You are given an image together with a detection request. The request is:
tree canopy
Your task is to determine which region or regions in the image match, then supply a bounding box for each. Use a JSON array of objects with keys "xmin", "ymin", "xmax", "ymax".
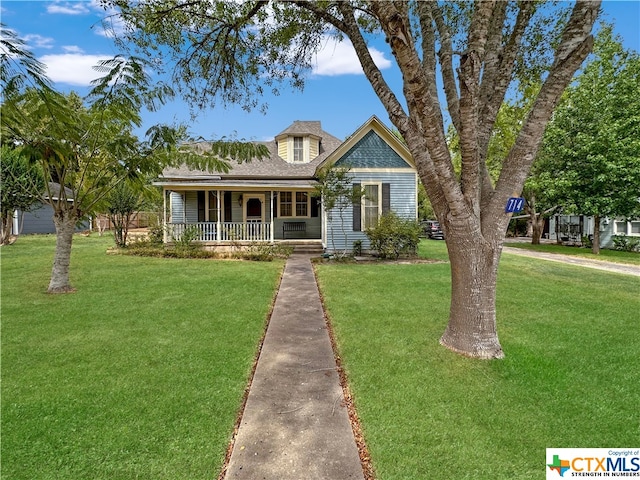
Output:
[
  {"xmin": 536, "ymin": 24, "xmax": 640, "ymax": 252},
  {"xmin": 104, "ymin": 0, "xmax": 601, "ymax": 358}
]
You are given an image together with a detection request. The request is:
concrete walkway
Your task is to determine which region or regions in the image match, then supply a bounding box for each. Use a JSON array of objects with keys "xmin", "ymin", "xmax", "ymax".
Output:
[{"xmin": 223, "ymin": 254, "xmax": 364, "ymax": 480}]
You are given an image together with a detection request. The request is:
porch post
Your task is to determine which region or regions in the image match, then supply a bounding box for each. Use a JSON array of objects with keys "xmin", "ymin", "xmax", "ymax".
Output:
[
  {"xmin": 216, "ymin": 190, "xmax": 222, "ymax": 241},
  {"xmin": 12, "ymin": 209, "xmax": 19, "ymax": 236},
  {"xmin": 270, "ymin": 190, "xmax": 274, "ymax": 243},
  {"xmin": 163, "ymin": 188, "xmax": 168, "ymax": 243}
]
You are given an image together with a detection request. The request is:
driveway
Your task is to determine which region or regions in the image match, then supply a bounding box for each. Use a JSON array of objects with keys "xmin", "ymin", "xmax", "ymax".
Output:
[{"xmin": 502, "ymin": 246, "xmax": 640, "ymax": 277}]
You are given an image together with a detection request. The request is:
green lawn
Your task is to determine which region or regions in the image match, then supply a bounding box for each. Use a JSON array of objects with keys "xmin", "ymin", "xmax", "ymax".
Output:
[
  {"xmin": 315, "ymin": 240, "xmax": 640, "ymax": 480},
  {"xmin": 4, "ymin": 236, "xmax": 638, "ymax": 479},
  {"xmin": 1, "ymin": 234, "xmax": 284, "ymax": 480},
  {"xmin": 505, "ymin": 241, "xmax": 640, "ymax": 265}
]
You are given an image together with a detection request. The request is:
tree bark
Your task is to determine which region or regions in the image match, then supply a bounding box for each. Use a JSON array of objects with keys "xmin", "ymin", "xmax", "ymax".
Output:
[
  {"xmin": 531, "ymin": 214, "xmax": 545, "ymax": 245},
  {"xmin": 592, "ymin": 215, "xmax": 601, "ymax": 254},
  {"xmin": 440, "ymin": 235, "xmax": 504, "ymax": 359},
  {"xmin": 525, "ymin": 195, "xmax": 546, "ymax": 245},
  {"xmin": 48, "ymin": 209, "xmax": 78, "ymax": 293},
  {"xmin": 1, "ymin": 215, "xmax": 14, "ymax": 245}
]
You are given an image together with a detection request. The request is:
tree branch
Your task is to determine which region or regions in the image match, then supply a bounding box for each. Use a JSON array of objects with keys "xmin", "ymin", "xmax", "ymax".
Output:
[
  {"xmin": 369, "ymin": 1, "xmax": 464, "ymax": 219},
  {"xmin": 478, "ymin": 1, "xmax": 535, "ymax": 159},
  {"xmin": 431, "ymin": 4, "xmax": 459, "ymax": 131},
  {"xmin": 417, "ymin": 2, "xmax": 439, "ymax": 105},
  {"xmin": 477, "ymin": 2, "xmax": 539, "ymax": 212},
  {"xmin": 490, "ymin": 0, "xmax": 601, "ymax": 233},
  {"xmin": 458, "ymin": 1, "xmax": 496, "ymax": 216}
]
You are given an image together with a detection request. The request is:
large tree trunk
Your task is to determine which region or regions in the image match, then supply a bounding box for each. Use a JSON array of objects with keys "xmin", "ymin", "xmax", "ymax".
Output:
[
  {"xmin": 48, "ymin": 209, "xmax": 78, "ymax": 293},
  {"xmin": 531, "ymin": 214, "xmax": 546, "ymax": 245},
  {"xmin": 439, "ymin": 231, "xmax": 505, "ymax": 359},
  {"xmin": 525, "ymin": 194, "xmax": 545, "ymax": 245},
  {"xmin": 592, "ymin": 214, "xmax": 601, "ymax": 254}
]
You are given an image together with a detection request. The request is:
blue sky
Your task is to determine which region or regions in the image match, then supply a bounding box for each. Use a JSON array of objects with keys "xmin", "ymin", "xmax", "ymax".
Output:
[{"xmin": 2, "ymin": 1, "xmax": 639, "ymax": 142}]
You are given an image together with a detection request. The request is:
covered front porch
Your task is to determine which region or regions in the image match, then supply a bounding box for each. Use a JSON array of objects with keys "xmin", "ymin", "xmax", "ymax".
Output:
[{"xmin": 161, "ymin": 186, "xmax": 322, "ymax": 244}]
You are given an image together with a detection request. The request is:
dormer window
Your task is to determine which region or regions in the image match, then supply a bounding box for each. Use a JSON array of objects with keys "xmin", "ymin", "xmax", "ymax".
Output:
[
  {"xmin": 275, "ymin": 121, "xmax": 323, "ymax": 164},
  {"xmin": 293, "ymin": 137, "xmax": 304, "ymax": 162}
]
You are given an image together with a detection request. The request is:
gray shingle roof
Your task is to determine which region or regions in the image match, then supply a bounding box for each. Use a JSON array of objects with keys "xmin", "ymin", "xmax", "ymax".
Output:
[
  {"xmin": 276, "ymin": 120, "xmax": 323, "ymax": 138},
  {"xmin": 161, "ymin": 121, "xmax": 343, "ymax": 181}
]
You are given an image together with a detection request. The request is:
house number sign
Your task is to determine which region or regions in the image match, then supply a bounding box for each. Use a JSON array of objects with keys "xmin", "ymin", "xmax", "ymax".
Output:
[{"xmin": 505, "ymin": 197, "xmax": 525, "ymax": 213}]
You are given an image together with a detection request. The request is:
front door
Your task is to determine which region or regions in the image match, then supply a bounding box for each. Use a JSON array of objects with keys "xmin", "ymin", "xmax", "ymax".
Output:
[
  {"xmin": 243, "ymin": 194, "xmax": 265, "ymax": 240},
  {"xmin": 244, "ymin": 195, "xmax": 264, "ymax": 222}
]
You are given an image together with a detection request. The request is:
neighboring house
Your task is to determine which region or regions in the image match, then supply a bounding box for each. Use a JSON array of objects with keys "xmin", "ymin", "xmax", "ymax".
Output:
[
  {"xmin": 155, "ymin": 116, "xmax": 418, "ymax": 253},
  {"xmin": 12, "ymin": 183, "xmax": 88, "ymax": 235},
  {"xmin": 548, "ymin": 214, "xmax": 640, "ymax": 248}
]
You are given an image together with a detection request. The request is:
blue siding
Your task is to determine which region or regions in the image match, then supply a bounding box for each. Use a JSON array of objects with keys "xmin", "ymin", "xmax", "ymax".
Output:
[
  {"xmin": 600, "ymin": 222, "xmax": 615, "ymax": 249},
  {"xmin": 170, "ymin": 192, "xmax": 185, "ymax": 223},
  {"xmin": 326, "ymin": 171, "xmax": 417, "ymax": 253},
  {"xmin": 17, "ymin": 204, "xmax": 56, "ymax": 234},
  {"xmin": 185, "ymin": 191, "xmax": 198, "ymax": 223},
  {"xmin": 16, "ymin": 203, "xmax": 88, "ymax": 234}
]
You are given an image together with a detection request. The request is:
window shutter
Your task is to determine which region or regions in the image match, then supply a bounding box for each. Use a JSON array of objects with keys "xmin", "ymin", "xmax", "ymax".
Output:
[
  {"xmin": 224, "ymin": 192, "xmax": 232, "ymax": 222},
  {"xmin": 273, "ymin": 194, "xmax": 278, "ymax": 218},
  {"xmin": 382, "ymin": 183, "xmax": 391, "ymax": 214},
  {"xmin": 311, "ymin": 196, "xmax": 319, "ymax": 218},
  {"xmin": 197, "ymin": 191, "xmax": 205, "ymax": 222},
  {"xmin": 352, "ymin": 183, "xmax": 361, "ymax": 231}
]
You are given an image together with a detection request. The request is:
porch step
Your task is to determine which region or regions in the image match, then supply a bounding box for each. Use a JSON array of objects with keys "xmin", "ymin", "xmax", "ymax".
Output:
[
  {"xmin": 294, "ymin": 245, "xmax": 324, "ymax": 255},
  {"xmin": 284, "ymin": 241, "xmax": 324, "ymax": 255}
]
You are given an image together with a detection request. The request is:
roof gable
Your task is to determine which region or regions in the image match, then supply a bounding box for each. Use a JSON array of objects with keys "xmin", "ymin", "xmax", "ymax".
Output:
[
  {"xmin": 334, "ymin": 130, "xmax": 411, "ymax": 169},
  {"xmin": 319, "ymin": 116, "xmax": 415, "ymax": 172}
]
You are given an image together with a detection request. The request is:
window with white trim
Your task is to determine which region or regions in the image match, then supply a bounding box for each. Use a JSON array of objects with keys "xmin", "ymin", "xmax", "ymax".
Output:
[
  {"xmin": 293, "ymin": 137, "xmax": 304, "ymax": 162},
  {"xmin": 280, "ymin": 192, "xmax": 292, "ymax": 217},
  {"xmin": 616, "ymin": 220, "xmax": 640, "ymax": 236},
  {"xmin": 279, "ymin": 191, "xmax": 310, "ymax": 218},
  {"xmin": 362, "ymin": 183, "xmax": 381, "ymax": 230},
  {"xmin": 296, "ymin": 192, "xmax": 308, "ymax": 217}
]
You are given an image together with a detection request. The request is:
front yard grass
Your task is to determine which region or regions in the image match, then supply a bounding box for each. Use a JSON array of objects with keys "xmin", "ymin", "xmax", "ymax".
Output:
[
  {"xmin": 316, "ymin": 239, "xmax": 640, "ymax": 480},
  {"xmin": 1, "ymin": 234, "xmax": 284, "ymax": 480}
]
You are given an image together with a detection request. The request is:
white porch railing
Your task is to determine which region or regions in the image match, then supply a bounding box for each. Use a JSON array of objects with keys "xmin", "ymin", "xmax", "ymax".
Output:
[{"xmin": 169, "ymin": 222, "xmax": 272, "ymax": 242}]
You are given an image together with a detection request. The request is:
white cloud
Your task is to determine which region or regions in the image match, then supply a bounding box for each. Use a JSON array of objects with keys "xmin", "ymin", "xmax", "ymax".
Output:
[
  {"xmin": 24, "ymin": 34, "xmax": 55, "ymax": 49},
  {"xmin": 312, "ymin": 37, "xmax": 392, "ymax": 76},
  {"xmin": 62, "ymin": 45, "xmax": 84, "ymax": 54},
  {"xmin": 39, "ymin": 53, "xmax": 108, "ymax": 86},
  {"xmin": 46, "ymin": 2, "xmax": 91, "ymax": 15}
]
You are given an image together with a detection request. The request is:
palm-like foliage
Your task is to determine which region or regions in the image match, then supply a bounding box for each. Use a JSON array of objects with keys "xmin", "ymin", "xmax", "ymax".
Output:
[
  {"xmin": 0, "ymin": 23, "xmax": 51, "ymax": 97},
  {"xmin": 1, "ymin": 25, "xmax": 269, "ymax": 292}
]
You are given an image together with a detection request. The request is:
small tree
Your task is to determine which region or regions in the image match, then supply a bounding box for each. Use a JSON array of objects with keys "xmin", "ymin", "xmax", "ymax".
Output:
[
  {"xmin": 105, "ymin": 180, "xmax": 143, "ymax": 247},
  {"xmin": 0, "ymin": 146, "xmax": 45, "ymax": 244},
  {"xmin": 314, "ymin": 165, "xmax": 363, "ymax": 257}
]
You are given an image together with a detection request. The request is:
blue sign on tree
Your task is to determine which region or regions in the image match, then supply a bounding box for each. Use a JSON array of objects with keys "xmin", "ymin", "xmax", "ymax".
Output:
[{"xmin": 505, "ymin": 197, "xmax": 525, "ymax": 213}]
